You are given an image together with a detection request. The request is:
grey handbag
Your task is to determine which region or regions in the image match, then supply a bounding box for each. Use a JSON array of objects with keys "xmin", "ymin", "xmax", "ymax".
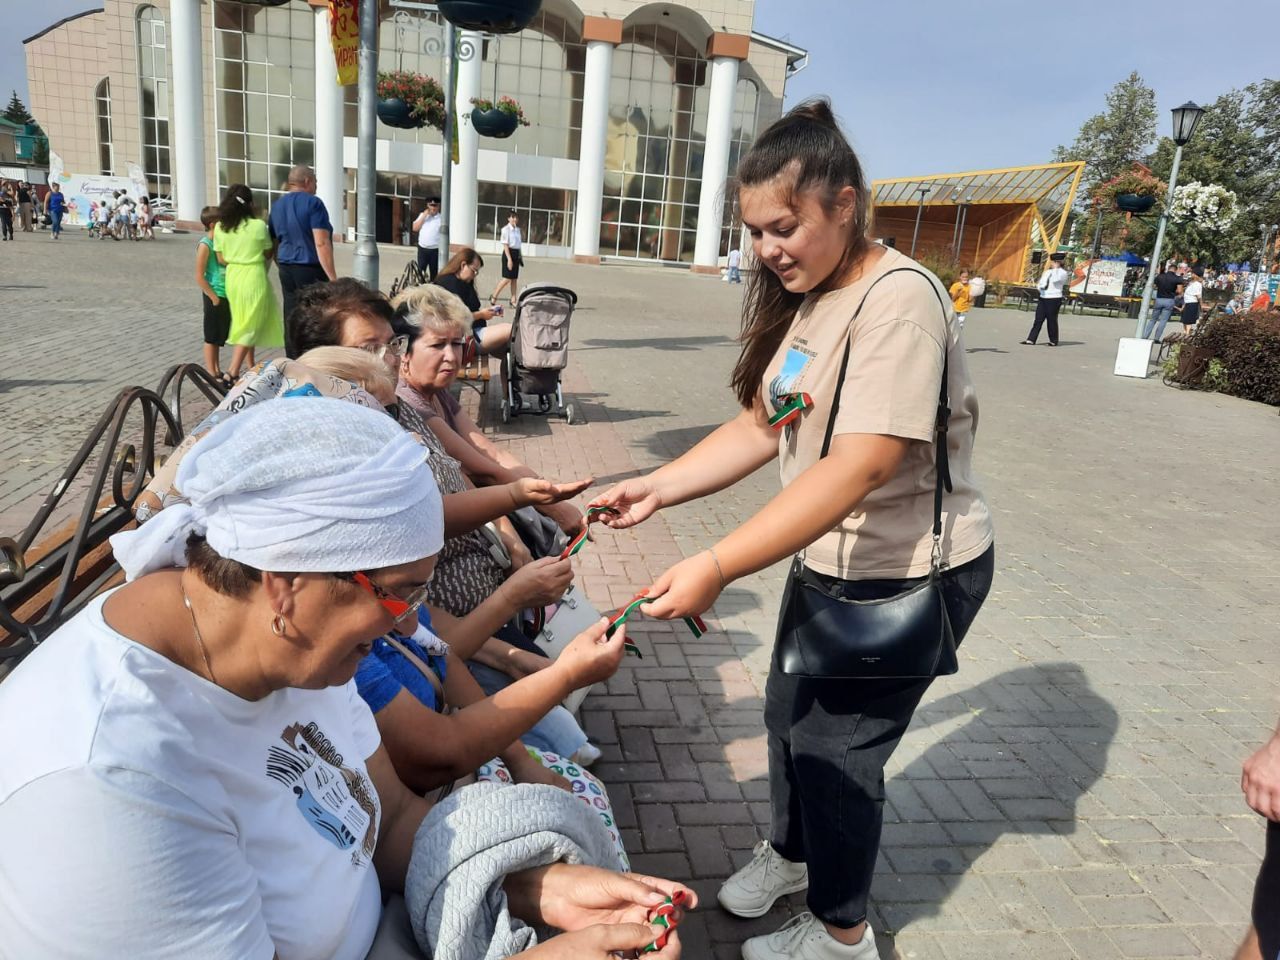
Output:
[{"xmin": 775, "ymin": 267, "xmax": 958, "ymax": 679}]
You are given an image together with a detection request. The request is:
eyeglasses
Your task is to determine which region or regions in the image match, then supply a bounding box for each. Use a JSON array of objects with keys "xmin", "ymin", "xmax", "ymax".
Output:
[
  {"xmin": 335, "ymin": 571, "xmax": 432, "ymax": 623},
  {"xmin": 360, "ymin": 335, "xmax": 409, "ymax": 361}
]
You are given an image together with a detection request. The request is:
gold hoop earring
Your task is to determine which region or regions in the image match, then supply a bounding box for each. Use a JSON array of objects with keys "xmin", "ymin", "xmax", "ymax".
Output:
[{"xmin": 271, "ymin": 614, "xmax": 287, "ymax": 637}]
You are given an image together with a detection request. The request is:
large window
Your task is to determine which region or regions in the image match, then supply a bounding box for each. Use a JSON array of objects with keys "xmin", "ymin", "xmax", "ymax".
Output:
[
  {"xmin": 136, "ymin": 6, "xmax": 171, "ymax": 197},
  {"xmin": 474, "ymin": 11, "xmax": 584, "ymax": 158},
  {"xmin": 95, "ymin": 78, "xmax": 114, "ymax": 176},
  {"xmin": 720, "ymin": 78, "xmax": 760, "ymax": 256},
  {"xmin": 213, "ymin": 0, "xmax": 317, "ymax": 207},
  {"xmin": 599, "ymin": 24, "xmax": 709, "ymax": 263},
  {"xmin": 477, "ymin": 183, "xmax": 575, "ymax": 248}
]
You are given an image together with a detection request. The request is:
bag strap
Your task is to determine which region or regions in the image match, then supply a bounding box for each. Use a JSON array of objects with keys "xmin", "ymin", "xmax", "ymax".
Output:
[
  {"xmin": 383, "ymin": 634, "xmax": 449, "ymax": 713},
  {"xmin": 816, "ymin": 266, "xmax": 953, "ymax": 571}
]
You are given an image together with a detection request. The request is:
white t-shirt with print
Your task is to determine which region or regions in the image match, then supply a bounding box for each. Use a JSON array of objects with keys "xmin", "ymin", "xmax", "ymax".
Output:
[
  {"xmin": 1184, "ymin": 280, "xmax": 1204, "ymax": 304},
  {"xmin": 0, "ymin": 591, "xmax": 384, "ymax": 960},
  {"xmin": 500, "ymin": 223, "xmax": 522, "ymax": 249}
]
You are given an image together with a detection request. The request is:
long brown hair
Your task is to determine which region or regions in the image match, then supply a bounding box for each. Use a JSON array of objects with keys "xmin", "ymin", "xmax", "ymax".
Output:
[
  {"xmin": 438, "ymin": 247, "xmax": 483, "ymax": 279},
  {"xmin": 729, "ymin": 99, "xmax": 872, "ymax": 409}
]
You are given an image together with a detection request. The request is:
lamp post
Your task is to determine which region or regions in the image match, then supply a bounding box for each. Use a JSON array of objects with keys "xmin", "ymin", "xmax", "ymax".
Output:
[
  {"xmin": 351, "ymin": 0, "xmax": 380, "ymax": 287},
  {"xmin": 909, "ymin": 186, "xmax": 930, "ymax": 257},
  {"xmin": 1082, "ymin": 199, "xmax": 1105, "ymax": 294},
  {"xmin": 954, "ymin": 193, "xmax": 974, "ymax": 263},
  {"xmin": 1133, "ymin": 101, "xmax": 1204, "ymax": 337}
]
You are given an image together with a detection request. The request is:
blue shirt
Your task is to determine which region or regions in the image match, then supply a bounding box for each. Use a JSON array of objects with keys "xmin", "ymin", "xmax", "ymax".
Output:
[
  {"xmin": 47, "ymin": 192, "xmax": 65, "ymax": 213},
  {"xmin": 354, "ymin": 608, "xmax": 448, "ymax": 714},
  {"xmin": 268, "ymin": 191, "xmax": 333, "ymax": 265}
]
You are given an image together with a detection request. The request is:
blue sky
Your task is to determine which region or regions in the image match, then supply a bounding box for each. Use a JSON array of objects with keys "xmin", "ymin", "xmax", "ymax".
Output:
[{"xmin": 5, "ymin": 0, "xmax": 1278, "ymax": 181}]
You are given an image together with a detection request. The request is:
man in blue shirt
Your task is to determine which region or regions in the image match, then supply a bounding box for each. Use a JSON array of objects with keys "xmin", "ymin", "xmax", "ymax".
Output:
[{"xmin": 268, "ymin": 165, "xmax": 337, "ymax": 322}]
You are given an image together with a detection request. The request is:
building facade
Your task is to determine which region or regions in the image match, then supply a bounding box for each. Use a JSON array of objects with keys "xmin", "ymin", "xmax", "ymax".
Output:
[{"xmin": 25, "ymin": 0, "xmax": 805, "ymax": 269}]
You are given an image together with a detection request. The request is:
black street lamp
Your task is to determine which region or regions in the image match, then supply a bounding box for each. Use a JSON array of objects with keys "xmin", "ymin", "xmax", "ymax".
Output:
[{"xmin": 909, "ymin": 186, "xmax": 930, "ymax": 257}]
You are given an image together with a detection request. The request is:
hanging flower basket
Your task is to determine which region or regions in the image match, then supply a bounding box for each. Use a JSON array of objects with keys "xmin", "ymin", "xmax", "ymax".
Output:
[
  {"xmin": 437, "ymin": 0, "xmax": 541, "ymax": 33},
  {"xmin": 469, "ymin": 96, "xmax": 529, "ymax": 138},
  {"xmin": 376, "ymin": 71, "xmax": 447, "ymax": 131},
  {"xmin": 377, "ymin": 97, "xmax": 421, "ymax": 130},
  {"xmin": 1116, "ymin": 193, "xmax": 1156, "ymax": 214}
]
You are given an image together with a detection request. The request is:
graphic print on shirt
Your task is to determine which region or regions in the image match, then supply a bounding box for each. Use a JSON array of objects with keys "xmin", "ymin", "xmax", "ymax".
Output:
[
  {"xmin": 266, "ymin": 721, "xmax": 380, "ymax": 867},
  {"xmin": 768, "ymin": 339, "xmax": 817, "ymax": 416}
]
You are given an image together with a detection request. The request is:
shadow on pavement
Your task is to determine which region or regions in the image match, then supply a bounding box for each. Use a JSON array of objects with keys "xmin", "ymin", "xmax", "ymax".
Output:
[
  {"xmin": 0, "ymin": 377, "xmax": 106, "ymax": 393},
  {"xmin": 577, "ymin": 335, "xmax": 735, "ymax": 352}
]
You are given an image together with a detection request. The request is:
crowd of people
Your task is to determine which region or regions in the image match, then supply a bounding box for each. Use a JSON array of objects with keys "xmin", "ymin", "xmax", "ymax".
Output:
[
  {"xmin": 2, "ymin": 101, "xmax": 1277, "ymax": 960},
  {"xmin": 0, "ymin": 178, "xmax": 165, "ymax": 242}
]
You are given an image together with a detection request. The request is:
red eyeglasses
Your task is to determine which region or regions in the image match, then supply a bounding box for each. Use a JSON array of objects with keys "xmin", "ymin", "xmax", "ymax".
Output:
[{"xmin": 335, "ymin": 572, "xmax": 431, "ymax": 622}]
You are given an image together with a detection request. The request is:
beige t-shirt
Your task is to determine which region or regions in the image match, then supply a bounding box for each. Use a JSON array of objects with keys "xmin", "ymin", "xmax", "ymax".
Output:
[{"xmin": 762, "ymin": 246, "xmax": 993, "ymax": 579}]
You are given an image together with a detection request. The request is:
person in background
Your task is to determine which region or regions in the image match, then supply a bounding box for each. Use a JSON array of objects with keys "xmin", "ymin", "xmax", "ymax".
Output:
[
  {"xmin": 1181, "ymin": 266, "xmax": 1205, "ymax": 332},
  {"xmin": 1249, "ymin": 288, "xmax": 1273, "ymax": 313},
  {"xmin": 138, "ymin": 195, "xmax": 154, "ymax": 240},
  {"xmin": 0, "ymin": 184, "xmax": 14, "ymax": 241},
  {"xmin": 268, "ymin": 165, "xmax": 337, "ymax": 323},
  {"xmin": 44, "ymin": 182, "xmax": 66, "ymax": 240},
  {"xmin": 433, "ymin": 248, "xmax": 512, "ymax": 356},
  {"xmin": 1142, "ymin": 263, "xmax": 1183, "ymax": 341},
  {"xmin": 727, "ymin": 246, "xmax": 743, "ymax": 283},
  {"xmin": 17, "ymin": 181, "xmax": 33, "ymax": 232},
  {"xmin": 1022, "ymin": 252, "xmax": 1069, "ymax": 345},
  {"xmin": 412, "ymin": 197, "xmax": 442, "ymax": 281},
  {"xmin": 489, "ymin": 212, "xmax": 524, "ymax": 307},
  {"xmin": 214, "ymin": 184, "xmax": 283, "ymax": 380},
  {"xmin": 1234, "ymin": 713, "xmax": 1280, "ymax": 960},
  {"xmin": 95, "ymin": 195, "xmax": 112, "ymax": 239},
  {"xmin": 949, "ymin": 268, "xmax": 972, "ymax": 329},
  {"xmin": 195, "ymin": 206, "xmax": 233, "ymax": 387}
]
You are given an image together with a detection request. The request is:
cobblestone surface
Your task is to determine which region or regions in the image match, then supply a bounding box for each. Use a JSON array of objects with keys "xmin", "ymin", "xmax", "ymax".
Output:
[{"xmin": 2, "ymin": 232, "xmax": 1279, "ymax": 958}]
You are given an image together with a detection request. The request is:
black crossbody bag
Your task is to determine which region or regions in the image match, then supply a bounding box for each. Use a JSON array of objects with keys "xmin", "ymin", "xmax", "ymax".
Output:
[{"xmin": 775, "ymin": 267, "xmax": 958, "ymax": 679}]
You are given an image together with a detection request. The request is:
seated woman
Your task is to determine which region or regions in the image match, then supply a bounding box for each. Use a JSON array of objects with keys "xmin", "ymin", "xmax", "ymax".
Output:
[
  {"xmin": 433, "ymin": 247, "xmax": 512, "ymax": 356},
  {"xmin": 284, "ymin": 283, "xmax": 598, "ymax": 762},
  {"xmin": 0, "ymin": 399, "xmax": 692, "ymax": 958}
]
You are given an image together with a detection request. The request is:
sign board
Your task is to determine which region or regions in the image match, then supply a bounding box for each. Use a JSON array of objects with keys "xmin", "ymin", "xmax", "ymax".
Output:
[
  {"xmin": 330, "ymin": 0, "xmax": 358, "ymax": 86},
  {"xmin": 45, "ymin": 172, "xmax": 150, "ymax": 228},
  {"xmin": 1070, "ymin": 258, "xmax": 1127, "ymax": 297}
]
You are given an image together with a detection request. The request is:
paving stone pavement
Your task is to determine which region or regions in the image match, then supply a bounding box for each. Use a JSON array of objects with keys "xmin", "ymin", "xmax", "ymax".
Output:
[{"xmin": 3, "ymin": 232, "xmax": 1279, "ymax": 959}]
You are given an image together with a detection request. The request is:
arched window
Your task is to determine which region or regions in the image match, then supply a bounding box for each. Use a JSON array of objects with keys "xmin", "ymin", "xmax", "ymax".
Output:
[
  {"xmin": 599, "ymin": 23, "xmax": 709, "ymax": 263},
  {"xmin": 95, "ymin": 78, "xmax": 114, "ymax": 176},
  {"xmin": 136, "ymin": 5, "xmax": 171, "ymax": 196}
]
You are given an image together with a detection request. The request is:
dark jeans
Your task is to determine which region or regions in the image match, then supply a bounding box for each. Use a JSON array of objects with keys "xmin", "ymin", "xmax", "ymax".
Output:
[
  {"xmin": 764, "ymin": 543, "xmax": 995, "ymax": 928},
  {"xmin": 1026, "ymin": 297, "xmax": 1063, "ymax": 344},
  {"xmin": 278, "ymin": 262, "xmax": 329, "ymax": 324},
  {"xmin": 417, "ymin": 246, "xmax": 439, "ymax": 281},
  {"xmin": 50, "ymin": 210, "xmax": 63, "ymax": 237},
  {"xmin": 1254, "ymin": 819, "xmax": 1280, "ymax": 960},
  {"xmin": 0, "ymin": 209, "xmax": 12, "ymax": 240}
]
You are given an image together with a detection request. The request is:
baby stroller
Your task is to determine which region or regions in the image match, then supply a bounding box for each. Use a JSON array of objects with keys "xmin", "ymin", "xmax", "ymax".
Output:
[{"xmin": 501, "ymin": 282, "xmax": 579, "ymax": 424}]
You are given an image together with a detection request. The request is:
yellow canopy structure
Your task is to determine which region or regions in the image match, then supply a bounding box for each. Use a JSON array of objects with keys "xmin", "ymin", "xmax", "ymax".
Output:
[{"xmin": 872, "ymin": 161, "xmax": 1085, "ymax": 283}]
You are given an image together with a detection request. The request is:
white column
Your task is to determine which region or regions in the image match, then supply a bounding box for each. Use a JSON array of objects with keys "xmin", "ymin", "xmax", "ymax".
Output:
[
  {"xmin": 168, "ymin": 0, "xmax": 205, "ymax": 221},
  {"xmin": 314, "ymin": 3, "xmax": 346, "ymax": 236},
  {"xmin": 450, "ymin": 30, "xmax": 483, "ymax": 248},
  {"xmin": 692, "ymin": 55, "xmax": 740, "ymax": 269},
  {"xmin": 572, "ymin": 38, "xmax": 614, "ymax": 260}
]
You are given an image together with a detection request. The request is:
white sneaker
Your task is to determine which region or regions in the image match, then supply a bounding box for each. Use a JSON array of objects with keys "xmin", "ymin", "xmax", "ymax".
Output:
[
  {"xmin": 742, "ymin": 912, "xmax": 878, "ymax": 960},
  {"xmin": 570, "ymin": 742, "xmax": 602, "ymax": 767},
  {"xmin": 717, "ymin": 841, "xmax": 808, "ymax": 918}
]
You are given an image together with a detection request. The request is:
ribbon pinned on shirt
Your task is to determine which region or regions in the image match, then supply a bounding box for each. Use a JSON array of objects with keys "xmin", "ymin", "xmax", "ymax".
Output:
[{"xmin": 768, "ymin": 392, "xmax": 813, "ymax": 430}]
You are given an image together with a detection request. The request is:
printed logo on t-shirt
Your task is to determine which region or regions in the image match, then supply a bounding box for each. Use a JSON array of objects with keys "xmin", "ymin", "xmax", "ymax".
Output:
[
  {"xmin": 266, "ymin": 722, "xmax": 380, "ymax": 867},
  {"xmin": 768, "ymin": 341, "xmax": 816, "ymax": 414}
]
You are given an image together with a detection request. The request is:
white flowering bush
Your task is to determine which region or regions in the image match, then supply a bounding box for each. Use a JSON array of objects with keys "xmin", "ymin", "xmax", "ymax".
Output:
[{"xmin": 1168, "ymin": 181, "xmax": 1238, "ymax": 231}]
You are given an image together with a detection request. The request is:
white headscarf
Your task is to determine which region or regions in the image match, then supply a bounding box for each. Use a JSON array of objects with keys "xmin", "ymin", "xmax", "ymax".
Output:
[{"xmin": 111, "ymin": 397, "xmax": 444, "ymax": 580}]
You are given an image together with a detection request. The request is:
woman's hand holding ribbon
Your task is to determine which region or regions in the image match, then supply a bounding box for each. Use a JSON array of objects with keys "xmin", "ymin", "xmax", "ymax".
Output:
[
  {"xmin": 640, "ymin": 551, "xmax": 724, "ymax": 622},
  {"xmin": 591, "ymin": 477, "xmax": 663, "ymax": 530}
]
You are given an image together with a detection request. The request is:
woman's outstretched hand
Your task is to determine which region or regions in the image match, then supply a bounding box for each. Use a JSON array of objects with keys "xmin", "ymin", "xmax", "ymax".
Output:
[
  {"xmin": 512, "ymin": 476, "xmax": 593, "ymax": 508},
  {"xmin": 641, "ymin": 552, "xmax": 723, "ymax": 621},
  {"xmin": 592, "ymin": 478, "xmax": 662, "ymax": 530}
]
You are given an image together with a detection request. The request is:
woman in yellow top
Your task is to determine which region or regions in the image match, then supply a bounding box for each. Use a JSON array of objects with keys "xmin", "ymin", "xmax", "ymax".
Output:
[
  {"xmin": 949, "ymin": 268, "xmax": 972, "ymax": 328},
  {"xmin": 214, "ymin": 184, "xmax": 284, "ymax": 379}
]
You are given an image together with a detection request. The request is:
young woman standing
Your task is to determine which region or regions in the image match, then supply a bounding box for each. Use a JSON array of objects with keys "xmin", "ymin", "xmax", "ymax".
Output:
[
  {"xmin": 214, "ymin": 184, "xmax": 284, "ymax": 379},
  {"xmin": 596, "ymin": 101, "xmax": 995, "ymax": 960}
]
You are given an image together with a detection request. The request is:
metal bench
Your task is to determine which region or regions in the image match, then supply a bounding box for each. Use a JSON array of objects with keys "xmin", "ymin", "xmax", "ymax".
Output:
[{"xmin": 0, "ymin": 365, "xmax": 225, "ymax": 671}]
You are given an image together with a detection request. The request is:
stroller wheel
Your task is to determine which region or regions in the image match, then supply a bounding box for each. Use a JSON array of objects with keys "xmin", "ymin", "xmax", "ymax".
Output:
[
  {"xmin": 564, "ymin": 403, "xmax": 574, "ymax": 425},
  {"xmin": 538, "ymin": 394, "xmax": 553, "ymax": 414},
  {"xmin": 500, "ymin": 399, "xmax": 510, "ymax": 423}
]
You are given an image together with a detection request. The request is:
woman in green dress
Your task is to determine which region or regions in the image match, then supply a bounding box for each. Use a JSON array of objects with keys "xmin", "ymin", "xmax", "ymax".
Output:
[{"xmin": 214, "ymin": 185, "xmax": 283, "ymax": 379}]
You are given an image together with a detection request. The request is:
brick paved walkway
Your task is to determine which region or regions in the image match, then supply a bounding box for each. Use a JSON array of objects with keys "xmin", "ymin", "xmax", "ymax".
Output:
[{"xmin": 3, "ymin": 232, "xmax": 1279, "ymax": 959}]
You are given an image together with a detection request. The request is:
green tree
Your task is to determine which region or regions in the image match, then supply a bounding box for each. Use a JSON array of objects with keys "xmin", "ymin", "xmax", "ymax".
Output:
[
  {"xmin": 3, "ymin": 90, "xmax": 33, "ymax": 124},
  {"xmin": 1055, "ymin": 71, "xmax": 1158, "ymax": 198}
]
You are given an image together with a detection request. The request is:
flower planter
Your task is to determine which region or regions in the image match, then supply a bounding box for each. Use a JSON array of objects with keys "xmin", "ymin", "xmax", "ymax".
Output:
[
  {"xmin": 377, "ymin": 98, "xmax": 424, "ymax": 130},
  {"xmin": 1116, "ymin": 193, "xmax": 1156, "ymax": 214},
  {"xmin": 436, "ymin": 0, "xmax": 541, "ymax": 33},
  {"xmin": 471, "ymin": 108, "xmax": 520, "ymax": 138}
]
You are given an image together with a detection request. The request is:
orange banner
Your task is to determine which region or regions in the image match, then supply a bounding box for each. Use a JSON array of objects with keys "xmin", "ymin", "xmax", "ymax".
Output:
[{"xmin": 329, "ymin": 0, "xmax": 358, "ymax": 86}]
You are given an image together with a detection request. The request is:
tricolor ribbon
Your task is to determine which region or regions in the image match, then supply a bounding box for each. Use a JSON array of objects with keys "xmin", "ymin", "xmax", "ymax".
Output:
[
  {"xmin": 768, "ymin": 392, "xmax": 813, "ymax": 430},
  {"xmin": 644, "ymin": 891, "xmax": 690, "ymax": 953},
  {"xmin": 606, "ymin": 593, "xmax": 708, "ymax": 658},
  {"xmin": 527, "ymin": 504, "xmax": 623, "ymax": 639}
]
